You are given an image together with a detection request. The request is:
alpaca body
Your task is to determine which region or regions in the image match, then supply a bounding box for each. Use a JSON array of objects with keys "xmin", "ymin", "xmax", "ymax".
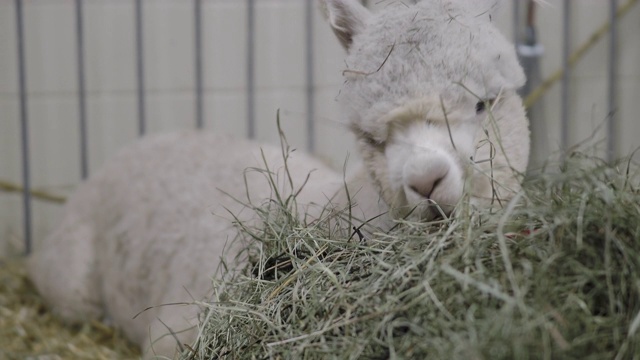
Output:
[{"xmin": 28, "ymin": 131, "xmax": 343, "ymax": 357}]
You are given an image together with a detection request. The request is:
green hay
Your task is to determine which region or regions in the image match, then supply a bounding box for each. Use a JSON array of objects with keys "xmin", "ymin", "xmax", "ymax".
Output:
[{"xmin": 181, "ymin": 150, "xmax": 640, "ymax": 360}]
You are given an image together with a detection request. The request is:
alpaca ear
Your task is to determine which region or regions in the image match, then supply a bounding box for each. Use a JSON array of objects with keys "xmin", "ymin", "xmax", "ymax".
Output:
[{"xmin": 319, "ymin": 0, "xmax": 371, "ymax": 51}]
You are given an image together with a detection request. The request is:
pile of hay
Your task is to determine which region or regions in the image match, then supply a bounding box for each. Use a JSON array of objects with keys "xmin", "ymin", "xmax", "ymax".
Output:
[
  {"xmin": 183, "ymin": 151, "xmax": 640, "ymax": 360},
  {"xmin": 0, "ymin": 258, "xmax": 139, "ymax": 360}
]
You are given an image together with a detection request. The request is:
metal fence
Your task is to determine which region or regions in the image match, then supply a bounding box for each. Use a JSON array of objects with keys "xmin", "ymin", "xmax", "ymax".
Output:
[
  {"xmin": 11, "ymin": 0, "xmax": 321, "ymax": 254},
  {"xmin": 4, "ymin": 0, "xmax": 636, "ymax": 254}
]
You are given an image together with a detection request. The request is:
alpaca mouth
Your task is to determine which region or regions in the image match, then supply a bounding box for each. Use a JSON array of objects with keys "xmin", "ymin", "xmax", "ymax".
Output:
[
  {"xmin": 391, "ymin": 190, "xmax": 455, "ymax": 222},
  {"xmin": 412, "ymin": 199, "xmax": 453, "ymax": 220},
  {"xmin": 400, "ymin": 183, "xmax": 457, "ymax": 217}
]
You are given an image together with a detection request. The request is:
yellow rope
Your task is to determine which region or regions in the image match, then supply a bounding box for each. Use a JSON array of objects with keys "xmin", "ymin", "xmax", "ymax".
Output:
[
  {"xmin": 524, "ymin": 0, "xmax": 638, "ymax": 108},
  {"xmin": 0, "ymin": 179, "xmax": 67, "ymax": 204}
]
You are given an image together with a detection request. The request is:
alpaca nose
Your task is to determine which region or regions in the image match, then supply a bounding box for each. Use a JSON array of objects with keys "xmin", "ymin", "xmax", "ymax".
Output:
[{"xmin": 405, "ymin": 156, "xmax": 450, "ymax": 199}]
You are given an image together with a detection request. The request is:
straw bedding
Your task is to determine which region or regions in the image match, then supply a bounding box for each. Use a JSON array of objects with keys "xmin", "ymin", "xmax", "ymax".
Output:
[{"xmin": 0, "ymin": 258, "xmax": 139, "ymax": 360}]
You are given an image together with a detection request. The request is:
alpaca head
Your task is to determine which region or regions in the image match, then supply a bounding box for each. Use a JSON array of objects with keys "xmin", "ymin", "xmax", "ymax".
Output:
[{"xmin": 322, "ymin": 0, "xmax": 529, "ymax": 220}]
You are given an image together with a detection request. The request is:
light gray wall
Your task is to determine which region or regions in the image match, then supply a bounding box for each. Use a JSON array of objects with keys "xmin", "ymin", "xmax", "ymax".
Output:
[{"xmin": 1, "ymin": 0, "xmax": 639, "ymax": 254}]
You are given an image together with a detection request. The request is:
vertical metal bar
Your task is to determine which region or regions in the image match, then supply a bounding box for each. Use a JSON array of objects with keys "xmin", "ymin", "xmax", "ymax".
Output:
[
  {"xmin": 305, "ymin": 1, "xmax": 315, "ymax": 153},
  {"xmin": 513, "ymin": 0, "xmax": 520, "ymax": 44},
  {"xmin": 607, "ymin": 0, "xmax": 618, "ymax": 162},
  {"xmin": 561, "ymin": 0, "xmax": 571, "ymax": 155},
  {"xmin": 75, "ymin": 0, "xmax": 89, "ymax": 178},
  {"xmin": 15, "ymin": 0, "xmax": 32, "ymax": 254},
  {"xmin": 135, "ymin": 0, "xmax": 146, "ymax": 136},
  {"xmin": 194, "ymin": 0, "xmax": 204, "ymax": 129},
  {"xmin": 246, "ymin": 0, "xmax": 255, "ymax": 139}
]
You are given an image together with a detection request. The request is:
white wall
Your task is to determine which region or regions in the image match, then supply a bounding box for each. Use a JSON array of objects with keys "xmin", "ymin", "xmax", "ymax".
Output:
[
  {"xmin": 528, "ymin": 0, "xmax": 640, "ymax": 165},
  {"xmin": 1, "ymin": 0, "xmax": 639, "ymax": 254}
]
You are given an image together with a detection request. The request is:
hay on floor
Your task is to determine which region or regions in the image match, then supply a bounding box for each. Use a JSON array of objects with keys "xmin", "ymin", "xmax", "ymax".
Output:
[
  {"xmin": 0, "ymin": 258, "xmax": 140, "ymax": 360},
  {"xmin": 182, "ymin": 151, "xmax": 640, "ymax": 360}
]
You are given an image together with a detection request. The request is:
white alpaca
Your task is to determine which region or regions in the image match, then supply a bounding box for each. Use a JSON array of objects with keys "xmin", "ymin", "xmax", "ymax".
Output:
[
  {"xmin": 29, "ymin": 133, "xmax": 341, "ymax": 359},
  {"xmin": 28, "ymin": 0, "xmax": 529, "ymax": 358},
  {"xmin": 325, "ymin": 0, "xmax": 530, "ymax": 225}
]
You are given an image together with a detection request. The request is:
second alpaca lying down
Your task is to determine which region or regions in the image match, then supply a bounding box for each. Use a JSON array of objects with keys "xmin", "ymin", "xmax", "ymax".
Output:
[
  {"xmin": 29, "ymin": 131, "xmax": 344, "ymax": 358},
  {"xmin": 28, "ymin": 0, "xmax": 530, "ymax": 358}
]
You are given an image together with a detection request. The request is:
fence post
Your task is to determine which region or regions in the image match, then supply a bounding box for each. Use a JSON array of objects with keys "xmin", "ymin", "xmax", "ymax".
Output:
[
  {"xmin": 305, "ymin": 1, "xmax": 315, "ymax": 153},
  {"xmin": 15, "ymin": 0, "xmax": 33, "ymax": 254},
  {"xmin": 75, "ymin": 0, "xmax": 89, "ymax": 178},
  {"xmin": 246, "ymin": 0, "xmax": 255, "ymax": 139},
  {"xmin": 607, "ymin": 0, "xmax": 619, "ymax": 162},
  {"xmin": 561, "ymin": 0, "xmax": 571, "ymax": 156},
  {"xmin": 194, "ymin": 0, "xmax": 204, "ymax": 129},
  {"xmin": 135, "ymin": 0, "xmax": 146, "ymax": 136}
]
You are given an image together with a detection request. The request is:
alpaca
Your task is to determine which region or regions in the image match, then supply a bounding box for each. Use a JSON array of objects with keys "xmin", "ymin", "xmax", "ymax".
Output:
[
  {"xmin": 323, "ymin": 0, "xmax": 530, "ymax": 225},
  {"xmin": 28, "ymin": 132, "xmax": 342, "ymax": 358},
  {"xmin": 28, "ymin": 0, "xmax": 529, "ymax": 358}
]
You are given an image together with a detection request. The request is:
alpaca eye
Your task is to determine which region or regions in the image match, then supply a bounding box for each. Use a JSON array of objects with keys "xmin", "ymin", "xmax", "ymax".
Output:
[
  {"xmin": 475, "ymin": 99, "xmax": 495, "ymax": 114},
  {"xmin": 360, "ymin": 132, "xmax": 384, "ymax": 147}
]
